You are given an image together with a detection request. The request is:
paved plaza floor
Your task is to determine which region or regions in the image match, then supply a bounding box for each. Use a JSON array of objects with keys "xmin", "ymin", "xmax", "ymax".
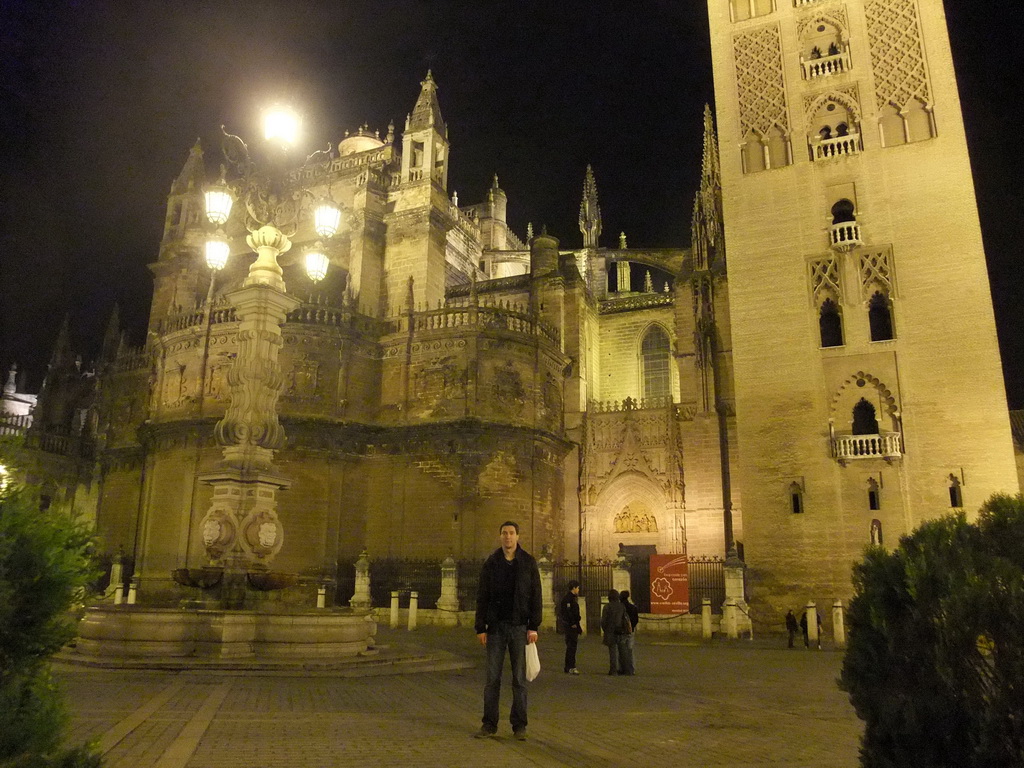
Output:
[{"xmin": 56, "ymin": 626, "xmax": 863, "ymax": 768}]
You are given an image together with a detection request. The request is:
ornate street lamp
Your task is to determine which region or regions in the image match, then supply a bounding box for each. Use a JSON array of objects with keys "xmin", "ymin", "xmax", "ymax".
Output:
[{"xmin": 193, "ymin": 109, "xmax": 343, "ymax": 603}]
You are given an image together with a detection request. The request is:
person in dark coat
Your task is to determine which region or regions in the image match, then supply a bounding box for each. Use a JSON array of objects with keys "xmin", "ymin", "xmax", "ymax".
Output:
[
  {"xmin": 559, "ymin": 580, "xmax": 582, "ymax": 674},
  {"xmin": 600, "ymin": 589, "xmax": 632, "ymax": 675},
  {"xmin": 785, "ymin": 610, "xmax": 799, "ymax": 648},
  {"xmin": 619, "ymin": 590, "xmax": 638, "ymax": 675},
  {"xmin": 474, "ymin": 521, "xmax": 542, "ymax": 740}
]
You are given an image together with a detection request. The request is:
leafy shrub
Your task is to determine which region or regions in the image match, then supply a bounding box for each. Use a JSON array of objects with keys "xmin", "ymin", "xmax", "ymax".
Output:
[
  {"xmin": 840, "ymin": 494, "xmax": 1024, "ymax": 767},
  {"xmin": 0, "ymin": 480, "xmax": 102, "ymax": 767}
]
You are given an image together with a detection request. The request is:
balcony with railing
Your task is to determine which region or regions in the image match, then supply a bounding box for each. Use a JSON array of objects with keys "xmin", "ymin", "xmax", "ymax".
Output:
[
  {"xmin": 832, "ymin": 432, "xmax": 902, "ymax": 461},
  {"xmin": 830, "ymin": 221, "xmax": 863, "ymax": 249},
  {"xmin": 812, "ymin": 132, "xmax": 861, "ymax": 161},
  {"xmin": 801, "ymin": 49, "xmax": 851, "ymax": 80}
]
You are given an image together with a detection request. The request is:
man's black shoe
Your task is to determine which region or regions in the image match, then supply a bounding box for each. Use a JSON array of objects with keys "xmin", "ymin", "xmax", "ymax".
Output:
[
  {"xmin": 474, "ymin": 727, "xmax": 497, "ymax": 739},
  {"xmin": 513, "ymin": 728, "xmax": 528, "ymax": 741}
]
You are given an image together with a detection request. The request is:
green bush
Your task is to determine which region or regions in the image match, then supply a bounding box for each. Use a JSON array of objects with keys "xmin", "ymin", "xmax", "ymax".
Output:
[
  {"xmin": 840, "ymin": 493, "xmax": 1024, "ymax": 767},
  {"xmin": 0, "ymin": 478, "xmax": 102, "ymax": 767}
]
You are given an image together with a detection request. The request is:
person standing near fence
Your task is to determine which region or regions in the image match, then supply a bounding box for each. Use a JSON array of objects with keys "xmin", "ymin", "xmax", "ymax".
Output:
[
  {"xmin": 619, "ymin": 590, "xmax": 638, "ymax": 675},
  {"xmin": 600, "ymin": 589, "xmax": 632, "ymax": 676},
  {"xmin": 474, "ymin": 521, "xmax": 542, "ymax": 740},
  {"xmin": 559, "ymin": 580, "xmax": 582, "ymax": 674}
]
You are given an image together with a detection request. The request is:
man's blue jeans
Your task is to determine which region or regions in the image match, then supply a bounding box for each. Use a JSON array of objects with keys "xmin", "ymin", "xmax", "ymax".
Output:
[{"xmin": 483, "ymin": 622, "xmax": 528, "ymax": 731}]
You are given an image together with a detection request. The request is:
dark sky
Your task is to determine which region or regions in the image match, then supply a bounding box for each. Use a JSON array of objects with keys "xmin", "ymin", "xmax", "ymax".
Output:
[{"xmin": 1, "ymin": 1, "xmax": 1022, "ymax": 406}]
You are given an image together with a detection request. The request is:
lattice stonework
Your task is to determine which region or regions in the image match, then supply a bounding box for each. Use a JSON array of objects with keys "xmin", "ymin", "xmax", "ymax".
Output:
[
  {"xmin": 809, "ymin": 256, "xmax": 842, "ymax": 303},
  {"xmin": 803, "ymin": 84, "xmax": 862, "ymax": 124},
  {"xmin": 859, "ymin": 249, "xmax": 894, "ymax": 298},
  {"xmin": 733, "ymin": 24, "xmax": 790, "ymax": 137},
  {"xmin": 796, "ymin": 3, "xmax": 849, "ymax": 40},
  {"xmin": 865, "ymin": 0, "xmax": 932, "ymax": 110}
]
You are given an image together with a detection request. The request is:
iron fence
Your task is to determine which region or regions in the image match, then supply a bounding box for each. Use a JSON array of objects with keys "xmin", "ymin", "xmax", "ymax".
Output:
[{"xmin": 368, "ymin": 558, "xmax": 443, "ymax": 608}]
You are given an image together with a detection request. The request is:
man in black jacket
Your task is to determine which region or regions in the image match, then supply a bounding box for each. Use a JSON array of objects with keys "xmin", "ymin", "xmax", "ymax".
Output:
[
  {"xmin": 474, "ymin": 521, "xmax": 542, "ymax": 740},
  {"xmin": 559, "ymin": 580, "xmax": 582, "ymax": 674}
]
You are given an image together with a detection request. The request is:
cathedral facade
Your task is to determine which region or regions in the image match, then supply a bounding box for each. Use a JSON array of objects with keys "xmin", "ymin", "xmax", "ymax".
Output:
[{"xmin": 14, "ymin": 0, "xmax": 1016, "ymax": 617}]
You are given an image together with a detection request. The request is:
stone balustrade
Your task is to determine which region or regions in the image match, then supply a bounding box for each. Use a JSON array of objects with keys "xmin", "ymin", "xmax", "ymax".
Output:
[
  {"xmin": 813, "ymin": 132, "xmax": 861, "ymax": 161},
  {"xmin": 0, "ymin": 412, "xmax": 32, "ymax": 436},
  {"xmin": 386, "ymin": 304, "xmax": 559, "ymax": 345},
  {"xmin": 831, "ymin": 432, "xmax": 903, "ymax": 460},
  {"xmin": 600, "ymin": 293, "xmax": 674, "ymax": 314},
  {"xmin": 830, "ymin": 221, "xmax": 863, "ymax": 249},
  {"xmin": 589, "ymin": 395, "xmax": 673, "ymax": 413},
  {"xmin": 802, "ymin": 49, "xmax": 851, "ymax": 79}
]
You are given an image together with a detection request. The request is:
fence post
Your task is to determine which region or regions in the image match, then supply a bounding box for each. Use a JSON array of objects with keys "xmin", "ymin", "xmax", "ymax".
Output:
[
  {"xmin": 351, "ymin": 550, "xmax": 371, "ymax": 610},
  {"xmin": 701, "ymin": 597, "xmax": 712, "ymax": 640},
  {"xmin": 578, "ymin": 595, "xmax": 588, "ymax": 636},
  {"xmin": 390, "ymin": 591, "xmax": 400, "ymax": 629},
  {"xmin": 832, "ymin": 599, "xmax": 846, "ymax": 648},
  {"xmin": 436, "ymin": 555, "xmax": 459, "ymax": 626},
  {"xmin": 408, "ymin": 591, "xmax": 419, "ymax": 631},
  {"xmin": 724, "ymin": 597, "xmax": 738, "ymax": 639},
  {"xmin": 538, "ymin": 550, "xmax": 555, "ymax": 631},
  {"xmin": 805, "ymin": 601, "xmax": 820, "ymax": 649},
  {"xmin": 108, "ymin": 552, "xmax": 123, "ymax": 601},
  {"xmin": 316, "ymin": 584, "xmax": 326, "ymax": 609}
]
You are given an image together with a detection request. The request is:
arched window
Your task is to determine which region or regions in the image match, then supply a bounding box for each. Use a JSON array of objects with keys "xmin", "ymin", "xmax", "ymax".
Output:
[
  {"xmin": 867, "ymin": 478, "xmax": 880, "ymax": 510},
  {"xmin": 819, "ymin": 298, "xmax": 843, "ymax": 347},
  {"xmin": 868, "ymin": 291, "xmax": 894, "ymax": 341},
  {"xmin": 790, "ymin": 482, "xmax": 804, "ymax": 514},
  {"xmin": 831, "ymin": 199, "xmax": 856, "ymax": 224},
  {"xmin": 742, "ymin": 136, "xmax": 766, "ymax": 174},
  {"xmin": 852, "ymin": 398, "xmax": 879, "ymax": 435},
  {"xmin": 949, "ymin": 476, "xmax": 963, "ymax": 508},
  {"xmin": 641, "ymin": 326, "xmax": 671, "ymax": 401}
]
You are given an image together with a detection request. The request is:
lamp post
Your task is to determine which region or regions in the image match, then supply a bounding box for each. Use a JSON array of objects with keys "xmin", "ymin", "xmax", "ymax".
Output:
[{"xmin": 194, "ymin": 108, "xmax": 342, "ymax": 606}]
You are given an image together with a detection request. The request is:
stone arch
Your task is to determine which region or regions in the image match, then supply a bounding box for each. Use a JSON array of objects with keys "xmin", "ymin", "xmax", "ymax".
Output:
[
  {"xmin": 830, "ymin": 371, "xmax": 900, "ymax": 432},
  {"xmin": 590, "ymin": 471, "xmax": 667, "ymax": 560},
  {"xmin": 806, "ymin": 90, "xmax": 862, "ymax": 127}
]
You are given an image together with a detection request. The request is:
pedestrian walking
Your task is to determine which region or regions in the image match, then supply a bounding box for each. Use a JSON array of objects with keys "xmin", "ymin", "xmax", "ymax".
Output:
[
  {"xmin": 785, "ymin": 610, "xmax": 799, "ymax": 649},
  {"xmin": 474, "ymin": 521, "xmax": 542, "ymax": 740},
  {"xmin": 619, "ymin": 590, "xmax": 638, "ymax": 675},
  {"xmin": 559, "ymin": 580, "xmax": 582, "ymax": 674},
  {"xmin": 600, "ymin": 589, "xmax": 633, "ymax": 675}
]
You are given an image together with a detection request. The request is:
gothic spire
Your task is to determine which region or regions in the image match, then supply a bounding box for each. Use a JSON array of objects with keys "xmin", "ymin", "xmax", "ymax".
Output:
[
  {"xmin": 578, "ymin": 164, "xmax": 602, "ymax": 249},
  {"xmin": 48, "ymin": 315, "xmax": 73, "ymax": 371},
  {"xmin": 171, "ymin": 139, "xmax": 205, "ymax": 194},
  {"xmin": 407, "ymin": 70, "xmax": 447, "ymax": 137},
  {"xmin": 101, "ymin": 303, "xmax": 122, "ymax": 364},
  {"xmin": 691, "ymin": 105, "xmax": 725, "ymax": 271}
]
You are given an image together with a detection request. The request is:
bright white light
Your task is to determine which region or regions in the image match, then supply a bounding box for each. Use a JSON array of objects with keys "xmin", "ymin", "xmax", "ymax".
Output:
[
  {"xmin": 204, "ymin": 185, "xmax": 234, "ymax": 225},
  {"xmin": 0, "ymin": 463, "xmax": 8, "ymax": 493},
  {"xmin": 314, "ymin": 201, "xmax": 341, "ymax": 238},
  {"xmin": 305, "ymin": 250, "xmax": 329, "ymax": 283},
  {"xmin": 205, "ymin": 235, "xmax": 230, "ymax": 271},
  {"xmin": 264, "ymin": 106, "xmax": 301, "ymax": 147}
]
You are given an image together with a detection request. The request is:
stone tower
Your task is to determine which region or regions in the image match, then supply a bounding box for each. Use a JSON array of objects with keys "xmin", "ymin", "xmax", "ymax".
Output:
[
  {"xmin": 385, "ymin": 70, "xmax": 451, "ymax": 313},
  {"xmin": 706, "ymin": 0, "xmax": 1018, "ymax": 610}
]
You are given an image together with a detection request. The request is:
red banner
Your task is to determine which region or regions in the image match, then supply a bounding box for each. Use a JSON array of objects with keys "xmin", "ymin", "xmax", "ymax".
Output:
[{"xmin": 649, "ymin": 554, "xmax": 689, "ymax": 614}]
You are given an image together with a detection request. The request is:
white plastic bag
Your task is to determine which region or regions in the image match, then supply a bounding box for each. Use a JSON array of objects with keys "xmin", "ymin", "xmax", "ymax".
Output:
[{"xmin": 525, "ymin": 641, "xmax": 541, "ymax": 681}]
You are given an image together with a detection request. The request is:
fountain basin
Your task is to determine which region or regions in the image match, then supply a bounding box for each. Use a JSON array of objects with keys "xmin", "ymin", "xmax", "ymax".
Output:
[{"xmin": 76, "ymin": 606, "xmax": 376, "ymax": 659}]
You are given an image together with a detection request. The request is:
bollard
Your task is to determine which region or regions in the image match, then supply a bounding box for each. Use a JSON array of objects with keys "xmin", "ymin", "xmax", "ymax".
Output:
[
  {"xmin": 126, "ymin": 578, "xmax": 137, "ymax": 605},
  {"xmin": 390, "ymin": 591, "xmax": 400, "ymax": 629},
  {"xmin": 701, "ymin": 597, "xmax": 712, "ymax": 640},
  {"xmin": 317, "ymin": 584, "xmax": 326, "ymax": 609},
  {"xmin": 408, "ymin": 591, "xmax": 419, "ymax": 630},
  {"xmin": 724, "ymin": 597, "xmax": 738, "ymax": 639},
  {"xmin": 806, "ymin": 601, "xmax": 819, "ymax": 649},
  {"xmin": 832, "ymin": 599, "xmax": 846, "ymax": 649},
  {"xmin": 113, "ymin": 583, "xmax": 124, "ymax": 605}
]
